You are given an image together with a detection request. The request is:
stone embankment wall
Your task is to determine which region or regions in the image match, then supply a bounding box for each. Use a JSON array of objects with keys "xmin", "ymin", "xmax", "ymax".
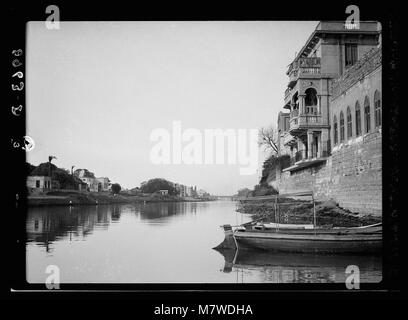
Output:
[{"xmin": 271, "ymin": 128, "xmax": 381, "ymax": 216}]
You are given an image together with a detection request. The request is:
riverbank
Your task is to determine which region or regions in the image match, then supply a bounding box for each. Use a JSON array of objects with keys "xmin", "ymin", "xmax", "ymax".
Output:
[
  {"xmin": 236, "ymin": 198, "xmax": 381, "ymax": 227},
  {"xmin": 27, "ymin": 191, "xmax": 214, "ymax": 207}
]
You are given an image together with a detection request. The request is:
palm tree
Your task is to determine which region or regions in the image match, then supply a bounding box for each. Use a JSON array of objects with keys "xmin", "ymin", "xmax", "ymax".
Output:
[{"xmin": 48, "ymin": 156, "xmax": 57, "ymax": 188}]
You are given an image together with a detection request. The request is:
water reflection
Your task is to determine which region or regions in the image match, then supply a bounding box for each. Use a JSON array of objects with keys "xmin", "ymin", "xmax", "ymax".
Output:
[
  {"xmin": 26, "ymin": 201, "xmax": 382, "ymax": 283},
  {"xmin": 214, "ymin": 248, "xmax": 382, "ymax": 283},
  {"xmin": 139, "ymin": 202, "xmax": 199, "ymax": 220},
  {"xmin": 27, "ymin": 205, "xmax": 112, "ymax": 252},
  {"xmin": 26, "ymin": 202, "xmax": 202, "ymax": 253}
]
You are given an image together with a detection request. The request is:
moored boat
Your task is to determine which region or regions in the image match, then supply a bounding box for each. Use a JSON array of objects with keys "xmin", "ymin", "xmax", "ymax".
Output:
[
  {"xmin": 224, "ymin": 222, "xmax": 382, "ymax": 253},
  {"xmin": 218, "ymin": 191, "xmax": 382, "ymax": 254}
]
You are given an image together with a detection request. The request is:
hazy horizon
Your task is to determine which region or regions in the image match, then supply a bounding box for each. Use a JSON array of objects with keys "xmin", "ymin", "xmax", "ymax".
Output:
[{"xmin": 26, "ymin": 21, "xmax": 318, "ymax": 195}]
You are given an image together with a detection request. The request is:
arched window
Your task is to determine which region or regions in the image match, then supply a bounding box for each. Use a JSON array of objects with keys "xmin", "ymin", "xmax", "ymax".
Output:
[
  {"xmin": 374, "ymin": 90, "xmax": 381, "ymax": 128},
  {"xmin": 355, "ymin": 101, "xmax": 361, "ymax": 136},
  {"xmin": 346, "ymin": 107, "xmax": 352, "ymax": 139},
  {"xmin": 305, "ymin": 88, "xmax": 318, "ymax": 106},
  {"xmin": 364, "ymin": 96, "xmax": 371, "ymax": 133},
  {"xmin": 333, "ymin": 115, "xmax": 338, "ymax": 145},
  {"xmin": 340, "ymin": 111, "xmax": 345, "ymax": 142},
  {"xmin": 305, "ymin": 88, "xmax": 318, "ymax": 114}
]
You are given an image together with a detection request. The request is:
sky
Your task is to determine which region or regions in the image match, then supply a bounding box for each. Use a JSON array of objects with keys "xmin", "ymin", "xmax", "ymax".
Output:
[{"xmin": 26, "ymin": 21, "xmax": 318, "ymax": 195}]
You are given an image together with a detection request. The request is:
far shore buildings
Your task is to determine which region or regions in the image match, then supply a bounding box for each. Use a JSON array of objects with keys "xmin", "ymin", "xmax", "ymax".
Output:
[
  {"xmin": 27, "ymin": 167, "xmax": 110, "ymax": 193},
  {"xmin": 74, "ymin": 169, "xmax": 111, "ymax": 192},
  {"xmin": 26, "ymin": 176, "xmax": 62, "ymax": 193},
  {"xmin": 173, "ymin": 183, "xmax": 199, "ymax": 197},
  {"xmin": 140, "ymin": 180, "xmax": 204, "ymax": 198},
  {"xmin": 271, "ymin": 21, "xmax": 382, "ymax": 216},
  {"xmin": 26, "ymin": 176, "xmax": 52, "ymax": 191}
]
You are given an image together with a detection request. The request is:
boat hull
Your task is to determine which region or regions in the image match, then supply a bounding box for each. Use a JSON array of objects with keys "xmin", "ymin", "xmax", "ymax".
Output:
[{"xmin": 233, "ymin": 230, "xmax": 382, "ymax": 254}]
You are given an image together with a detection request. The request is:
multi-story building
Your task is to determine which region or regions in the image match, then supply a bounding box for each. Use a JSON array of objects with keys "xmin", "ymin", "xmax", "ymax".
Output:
[
  {"xmin": 277, "ymin": 111, "xmax": 290, "ymax": 156},
  {"xmin": 80, "ymin": 177, "xmax": 99, "ymax": 192},
  {"xmin": 173, "ymin": 183, "xmax": 197, "ymax": 198},
  {"xmin": 197, "ymin": 189, "xmax": 208, "ymax": 198},
  {"xmin": 272, "ymin": 21, "xmax": 382, "ymax": 215},
  {"xmin": 174, "ymin": 183, "xmax": 187, "ymax": 197},
  {"xmin": 280, "ymin": 21, "xmax": 380, "ymax": 167},
  {"xmin": 74, "ymin": 169, "xmax": 110, "ymax": 192},
  {"xmin": 186, "ymin": 186, "xmax": 194, "ymax": 197},
  {"xmin": 96, "ymin": 177, "xmax": 111, "ymax": 192}
]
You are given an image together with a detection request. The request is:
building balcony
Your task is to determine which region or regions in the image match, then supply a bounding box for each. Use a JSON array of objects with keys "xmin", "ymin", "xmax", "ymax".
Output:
[
  {"xmin": 289, "ymin": 113, "xmax": 325, "ymax": 135},
  {"xmin": 285, "ymin": 144, "xmax": 330, "ymax": 173},
  {"xmin": 287, "ymin": 57, "xmax": 321, "ymax": 88},
  {"xmin": 286, "ymin": 153, "xmax": 329, "ymax": 172}
]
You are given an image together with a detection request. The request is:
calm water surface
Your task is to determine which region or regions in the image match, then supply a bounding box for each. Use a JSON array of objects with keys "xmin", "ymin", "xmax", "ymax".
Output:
[{"xmin": 26, "ymin": 201, "xmax": 382, "ymax": 283}]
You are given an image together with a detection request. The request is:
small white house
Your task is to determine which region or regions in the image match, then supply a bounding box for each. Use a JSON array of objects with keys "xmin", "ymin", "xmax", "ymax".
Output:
[
  {"xmin": 96, "ymin": 177, "xmax": 110, "ymax": 192},
  {"xmin": 27, "ymin": 176, "xmax": 51, "ymax": 191}
]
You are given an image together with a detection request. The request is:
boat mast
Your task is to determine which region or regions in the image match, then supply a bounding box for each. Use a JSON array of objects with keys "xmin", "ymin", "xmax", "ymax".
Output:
[
  {"xmin": 312, "ymin": 192, "xmax": 316, "ymax": 230},
  {"xmin": 274, "ymin": 194, "xmax": 279, "ymax": 231}
]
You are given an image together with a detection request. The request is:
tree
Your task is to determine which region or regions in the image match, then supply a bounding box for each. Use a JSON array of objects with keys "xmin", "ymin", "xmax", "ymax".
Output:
[
  {"xmin": 259, "ymin": 154, "xmax": 291, "ymax": 185},
  {"xmin": 30, "ymin": 162, "xmax": 82, "ymax": 189},
  {"xmin": 258, "ymin": 125, "xmax": 279, "ymax": 155},
  {"xmin": 236, "ymin": 188, "xmax": 252, "ymax": 197},
  {"xmin": 111, "ymin": 183, "xmax": 121, "ymax": 195},
  {"xmin": 140, "ymin": 178, "xmax": 177, "ymax": 195},
  {"xmin": 26, "ymin": 162, "xmax": 37, "ymax": 175},
  {"xmin": 252, "ymin": 183, "xmax": 278, "ymax": 196},
  {"xmin": 130, "ymin": 187, "xmax": 142, "ymax": 195},
  {"xmin": 31, "ymin": 162, "xmax": 57, "ymax": 176},
  {"xmin": 48, "ymin": 155, "xmax": 57, "ymax": 179}
]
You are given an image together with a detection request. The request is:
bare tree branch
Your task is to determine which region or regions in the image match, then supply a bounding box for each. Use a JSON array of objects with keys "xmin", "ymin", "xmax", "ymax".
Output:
[{"xmin": 258, "ymin": 125, "xmax": 279, "ymax": 155}]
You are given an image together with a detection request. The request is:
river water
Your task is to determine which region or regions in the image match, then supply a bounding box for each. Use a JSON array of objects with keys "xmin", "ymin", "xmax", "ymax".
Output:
[{"xmin": 26, "ymin": 200, "xmax": 382, "ymax": 283}]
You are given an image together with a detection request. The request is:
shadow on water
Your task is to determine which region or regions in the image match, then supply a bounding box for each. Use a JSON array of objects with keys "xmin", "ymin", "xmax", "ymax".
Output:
[{"xmin": 214, "ymin": 247, "xmax": 382, "ymax": 283}]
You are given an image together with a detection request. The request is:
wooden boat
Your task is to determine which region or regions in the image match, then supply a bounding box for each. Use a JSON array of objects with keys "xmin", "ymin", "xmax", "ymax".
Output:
[
  {"xmin": 219, "ymin": 191, "xmax": 382, "ymax": 254},
  {"xmin": 222, "ymin": 222, "xmax": 382, "ymax": 254},
  {"xmin": 255, "ymin": 222, "xmax": 315, "ymax": 230}
]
